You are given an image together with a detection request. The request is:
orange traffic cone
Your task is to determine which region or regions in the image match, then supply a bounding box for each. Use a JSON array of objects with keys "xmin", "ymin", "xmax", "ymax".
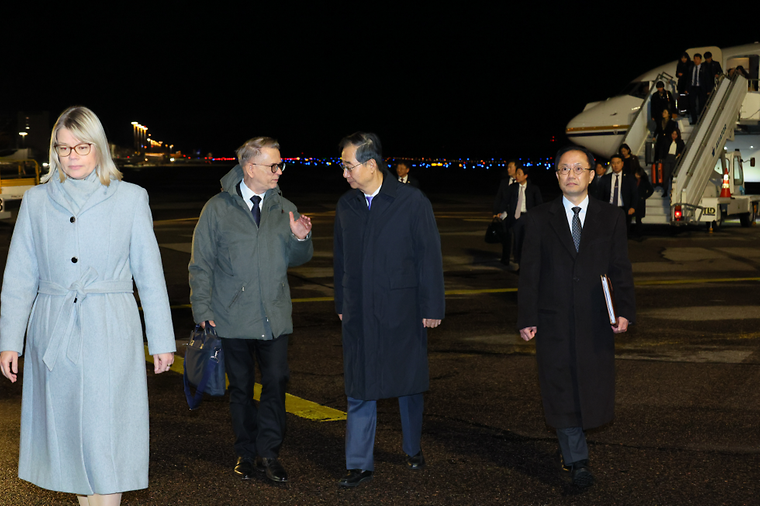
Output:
[{"xmin": 720, "ymin": 166, "xmax": 732, "ymax": 198}]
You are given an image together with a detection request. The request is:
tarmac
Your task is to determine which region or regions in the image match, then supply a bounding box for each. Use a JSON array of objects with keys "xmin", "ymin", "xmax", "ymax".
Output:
[{"xmin": 0, "ymin": 165, "xmax": 758, "ymax": 505}]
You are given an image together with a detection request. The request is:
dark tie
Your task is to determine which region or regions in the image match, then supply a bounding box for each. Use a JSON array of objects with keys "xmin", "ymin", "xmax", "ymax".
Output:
[
  {"xmin": 572, "ymin": 207, "xmax": 582, "ymax": 252},
  {"xmin": 612, "ymin": 174, "xmax": 619, "ymax": 207},
  {"xmin": 250, "ymin": 195, "xmax": 261, "ymax": 226},
  {"xmin": 366, "ymin": 195, "xmax": 373, "ymax": 210}
]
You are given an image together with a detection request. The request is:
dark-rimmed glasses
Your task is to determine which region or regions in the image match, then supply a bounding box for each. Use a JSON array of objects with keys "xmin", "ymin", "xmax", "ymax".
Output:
[
  {"xmin": 55, "ymin": 143, "xmax": 92, "ymax": 157},
  {"xmin": 252, "ymin": 162, "xmax": 287, "ymax": 173}
]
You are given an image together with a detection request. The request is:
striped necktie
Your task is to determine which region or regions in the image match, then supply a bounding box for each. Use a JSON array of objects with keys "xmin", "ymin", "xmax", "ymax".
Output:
[{"xmin": 572, "ymin": 207, "xmax": 582, "ymax": 252}]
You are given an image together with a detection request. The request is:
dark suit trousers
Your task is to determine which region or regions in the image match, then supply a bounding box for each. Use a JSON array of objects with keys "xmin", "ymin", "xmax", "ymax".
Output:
[
  {"xmin": 512, "ymin": 215, "xmax": 528, "ymax": 264},
  {"xmin": 222, "ymin": 335, "xmax": 290, "ymax": 459},
  {"xmin": 689, "ymin": 87, "xmax": 707, "ymax": 123},
  {"xmin": 557, "ymin": 427, "xmax": 589, "ymax": 465},
  {"xmin": 345, "ymin": 394, "xmax": 424, "ymax": 471},
  {"xmin": 500, "ymin": 222, "xmax": 513, "ymax": 263}
]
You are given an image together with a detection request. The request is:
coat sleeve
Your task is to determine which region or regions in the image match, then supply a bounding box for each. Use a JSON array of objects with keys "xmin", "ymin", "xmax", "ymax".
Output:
[
  {"xmin": 287, "ymin": 207, "xmax": 313, "ymax": 268},
  {"xmin": 188, "ymin": 200, "xmax": 218, "ymax": 324},
  {"xmin": 412, "ymin": 196, "xmax": 445, "ymax": 319},
  {"xmin": 516, "ymin": 212, "xmax": 540, "ymax": 330},
  {"xmin": 608, "ymin": 210, "xmax": 636, "ymax": 324},
  {"xmin": 130, "ymin": 188, "xmax": 176, "ymax": 355},
  {"xmin": 0, "ymin": 196, "xmax": 40, "ymax": 355},
  {"xmin": 333, "ymin": 205, "xmax": 344, "ymax": 315},
  {"xmin": 493, "ymin": 180, "xmax": 508, "ymax": 214},
  {"xmin": 531, "ymin": 184, "xmax": 543, "ymax": 207}
]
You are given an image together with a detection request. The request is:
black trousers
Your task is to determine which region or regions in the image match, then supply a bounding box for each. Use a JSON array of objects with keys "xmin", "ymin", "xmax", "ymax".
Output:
[
  {"xmin": 222, "ymin": 335, "xmax": 290, "ymax": 459},
  {"xmin": 688, "ymin": 87, "xmax": 707, "ymax": 124},
  {"xmin": 512, "ymin": 215, "xmax": 527, "ymax": 264},
  {"xmin": 499, "ymin": 221, "xmax": 512, "ymax": 263}
]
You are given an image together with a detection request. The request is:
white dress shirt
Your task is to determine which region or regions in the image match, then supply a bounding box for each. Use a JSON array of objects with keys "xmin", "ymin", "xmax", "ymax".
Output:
[
  {"xmin": 239, "ymin": 181, "xmax": 265, "ymax": 211},
  {"xmin": 562, "ymin": 195, "xmax": 589, "ymax": 229}
]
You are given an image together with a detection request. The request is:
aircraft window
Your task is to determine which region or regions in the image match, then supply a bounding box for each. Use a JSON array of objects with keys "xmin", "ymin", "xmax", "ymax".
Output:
[
  {"xmin": 734, "ymin": 156, "xmax": 744, "ymax": 186},
  {"xmin": 618, "ymin": 81, "xmax": 650, "ymax": 99}
]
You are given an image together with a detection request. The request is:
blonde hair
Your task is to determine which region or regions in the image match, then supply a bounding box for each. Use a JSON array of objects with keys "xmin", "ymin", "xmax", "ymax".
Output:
[
  {"xmin": 236, "ymin": 137, "xmax": 280, "ymax": 166},
  {"xmin": 43, "ymin": 106, "xmax": 123, "ymax": 185}
]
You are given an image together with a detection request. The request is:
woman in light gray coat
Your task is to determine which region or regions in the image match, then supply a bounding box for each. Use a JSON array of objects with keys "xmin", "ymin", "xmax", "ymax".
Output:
[{"xmin": 0, "ymin": 106, "xmax": 175, "ymax": 506}]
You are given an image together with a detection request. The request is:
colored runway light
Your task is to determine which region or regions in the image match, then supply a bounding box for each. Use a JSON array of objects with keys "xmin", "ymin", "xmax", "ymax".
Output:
[{"xmin": 674, "ymin": 205, "xmax": 683, "ymax": 221}]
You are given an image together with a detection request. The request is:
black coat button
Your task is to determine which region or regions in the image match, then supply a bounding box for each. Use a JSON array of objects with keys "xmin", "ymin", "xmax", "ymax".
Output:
[
  {"xmin": 71, "ymin": 257, "xmax": 78, "ymax": 263},
  {"xmin": 70, "ymin": 216, "xmax": 76, "ymax": 223}
]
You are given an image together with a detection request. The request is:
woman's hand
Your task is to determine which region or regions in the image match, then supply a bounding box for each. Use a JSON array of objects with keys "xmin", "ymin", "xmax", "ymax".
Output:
[
  {"xmin": 0, "ymin": 351, "xmax": 19, "ymax": 383},
  {"xmin": 153, "ymin": 352, "xmax": 175, "ymax": 374}
]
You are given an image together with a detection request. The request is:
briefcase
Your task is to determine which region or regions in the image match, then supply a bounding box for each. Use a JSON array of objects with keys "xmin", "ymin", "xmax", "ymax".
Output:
[
  {"xmin": 485, "ymin": 218, "xmax": 506, "ymax": 244},
  {"xmin": 183, "ymin": 322, "xmax": 226, "ymax": 410}
]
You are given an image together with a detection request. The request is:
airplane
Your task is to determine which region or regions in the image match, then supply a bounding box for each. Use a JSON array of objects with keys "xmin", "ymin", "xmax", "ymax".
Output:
[{"xmin": 565, "ymin": 43, "xmax": 760, "ymax": 182}]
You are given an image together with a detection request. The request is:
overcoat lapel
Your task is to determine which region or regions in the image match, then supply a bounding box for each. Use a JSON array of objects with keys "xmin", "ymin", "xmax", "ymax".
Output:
[
  {"xmin": 578, "ymin": 198, "xmax": 602, "ymax": 255},
  {"xmin": 548, "ymin": 198, "xmax": 577, "ymax": 259}
]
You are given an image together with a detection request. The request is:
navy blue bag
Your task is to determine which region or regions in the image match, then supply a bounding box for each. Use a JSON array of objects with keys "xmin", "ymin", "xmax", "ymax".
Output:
[{"xmin": 183, "ymin": 322, "xmax": 226, "ymax": 410}]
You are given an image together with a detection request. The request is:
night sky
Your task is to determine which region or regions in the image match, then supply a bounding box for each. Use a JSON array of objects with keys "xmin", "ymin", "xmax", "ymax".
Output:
[{"xmin": 3, "ymin": 5, "xmax": 755, "ymax": 160}]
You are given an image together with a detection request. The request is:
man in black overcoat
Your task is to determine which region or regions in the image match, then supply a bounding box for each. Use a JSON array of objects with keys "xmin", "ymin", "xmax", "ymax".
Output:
[
  {"xmin": 598, "ymin": 154, "xmax": 639, "ymax": 230},
  {"xmin": 333, "ymin": 132, "xmax": 445, "ymax": 488},
  {"xmin": 493, "ymin": 160, "xmax": 518, "ymax": 265},
  {"xmin": 503, "ymin": 164, "xmax": 543, "ymax": 266},
  {"xmin": 517, "ymin": 145, "xmax": 636, "ymax": 489}
]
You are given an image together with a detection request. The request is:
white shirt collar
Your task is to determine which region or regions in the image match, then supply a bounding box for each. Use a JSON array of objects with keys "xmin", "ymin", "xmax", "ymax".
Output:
[
  {"xmin": 239, "ymin": 180, "xmax": 266, "ymax": 210},
  {"xmin": 562, "ymin": 194, "xmax": 589, "ymax": 228}
]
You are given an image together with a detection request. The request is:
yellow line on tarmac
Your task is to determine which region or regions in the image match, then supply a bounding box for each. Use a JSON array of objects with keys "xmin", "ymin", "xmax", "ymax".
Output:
[
  {"xmin": 635, "ymin": 277, "xmax": 760, "ymax": 286},
  {"xmin": 165, "ymin": 278, "xmax": 760, "ymax": 309},
  {"xmin": 145, "ymin": 278, "xmax": 760, "ymax": 419},
  {"xmin": 144, "ymin": 346, "xmax": 346, "ymax": 422}
]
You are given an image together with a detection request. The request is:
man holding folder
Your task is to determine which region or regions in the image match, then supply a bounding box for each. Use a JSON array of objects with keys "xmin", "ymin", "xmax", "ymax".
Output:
[{"xmin": 517, "ymin": 145, "xmax": 636, "ymax": 489}]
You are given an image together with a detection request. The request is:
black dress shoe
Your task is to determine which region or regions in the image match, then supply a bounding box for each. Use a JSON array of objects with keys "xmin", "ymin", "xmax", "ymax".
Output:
[
  {"xmin": 338, "ymin": 469, "xmax": 373, "ymax": 488},
  {"xmin": 569, "ymin": 460, "xmax": 594, "ymax": 489},
  {"xmin": 234, "ymin": 456, "xmax": 255, "ymax": 480},
  {"xmin": 256, "ymin": 457, "xmax": 288, "ymax": 483},
  {"xmin": 406, "ymin": 451, "xmax": 426, "ymax": 470}
]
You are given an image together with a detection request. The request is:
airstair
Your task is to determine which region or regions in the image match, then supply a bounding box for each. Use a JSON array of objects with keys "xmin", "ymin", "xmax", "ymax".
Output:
[{"xmin": 636, "ymin": 73, "xmax": 749, "ymax": 224}]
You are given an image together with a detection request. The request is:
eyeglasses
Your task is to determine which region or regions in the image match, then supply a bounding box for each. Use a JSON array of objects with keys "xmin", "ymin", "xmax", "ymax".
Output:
[
  {"xmin": 55, "ymin": 143, "xmax": 92, "ymax": 157},
  {"xmin": 251, "ymin": 162, "xmax": 287, "ymax": 173},
  {"xmin": 556, "ymin": 166, "xmax": 592, "ymax": 176},
  {"xmin": 339, "ymin": 160, "xmax": 366, "ymax": 172}
]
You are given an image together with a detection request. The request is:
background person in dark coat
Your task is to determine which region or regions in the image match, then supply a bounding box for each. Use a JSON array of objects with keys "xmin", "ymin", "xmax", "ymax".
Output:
[
  {"xmin": 504, "ymin": 164, "xmax": 543, "ymax": 266},
  {"xmin": 654, "ymin": 108, "xmax": 678, "ymax": 161},
  {"xmin": 662, "ymin": 129, "xmax": 685, "ymax": 190},
  {"xmin": 633, "ymin": 167, "xmax": 654, "ymax": 236},
  {"xmin": 333, "ymin": 132, "xmax": 445, "ymax": 488},
  {"xmin": 396, "ymin": 160, "xmax": 420, "ymax": 188},
  {"xmin": 650, "ymin": 81, "xmax": 676, "ymax": 125},
  {"xmin": 517, "ymin": 145, "xmax": 636, "ymax": 489},
  {"xmin": 686, "ymin": 53, "xmax": 712, "ymax": 124},
  {"xmin": 676, "ymin": 52, "xmax": 691, "ymax": 114},
  {"xmin": 599, "ymin": 154, "xmax": 639, "ymax": 230},
  {"xmin": 493, "ymin": 160, "xmax": 518, "ymax": 264}
]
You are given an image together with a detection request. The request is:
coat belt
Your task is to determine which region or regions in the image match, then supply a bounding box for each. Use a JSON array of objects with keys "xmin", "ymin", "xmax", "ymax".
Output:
[{"xmin": 38, "ymin": 267, "xmax": 134, "ymax": 371}]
